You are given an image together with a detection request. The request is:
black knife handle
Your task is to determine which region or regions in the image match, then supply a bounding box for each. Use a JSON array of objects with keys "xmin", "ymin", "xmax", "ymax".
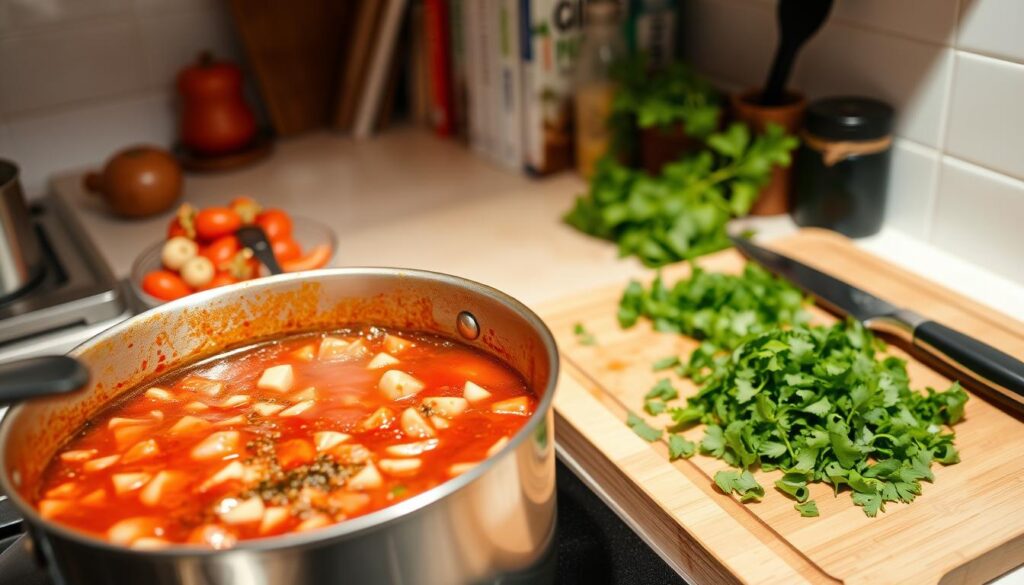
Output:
[{"xmin": 914, "ymin": 320, "xmax": 1024, "ymax": 406}]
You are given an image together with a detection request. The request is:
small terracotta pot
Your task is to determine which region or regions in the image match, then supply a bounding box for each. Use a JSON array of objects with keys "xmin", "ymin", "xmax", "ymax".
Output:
[
  {"xmin": 640, "ymin": 123, "xmax": 705, "ymax": 175},
  {"xmin": 730, "ymin": 89, "xmax": 806, "ymax": 215}
]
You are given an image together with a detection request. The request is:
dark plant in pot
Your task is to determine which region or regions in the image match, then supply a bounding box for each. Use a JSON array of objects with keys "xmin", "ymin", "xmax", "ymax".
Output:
[{"xmin": 608, "ymin": 57, "xmax": 722, "ymax": 174}]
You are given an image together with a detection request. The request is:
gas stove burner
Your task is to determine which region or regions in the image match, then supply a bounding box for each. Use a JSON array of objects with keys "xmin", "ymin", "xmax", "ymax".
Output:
[{"xmin": 0, "ymin": 195, "xmax": 125, "ymax": 351}]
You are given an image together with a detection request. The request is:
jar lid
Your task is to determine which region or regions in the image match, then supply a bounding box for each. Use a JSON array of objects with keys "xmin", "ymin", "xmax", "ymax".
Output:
[{"xmin": 804, "ymin": 97, "xmax": 894, "ymax": 141}]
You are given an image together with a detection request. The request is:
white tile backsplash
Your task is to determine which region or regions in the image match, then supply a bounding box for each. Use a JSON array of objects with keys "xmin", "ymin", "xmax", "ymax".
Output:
[
  {"xmin": 133, "ymin": 0, "xmax": 222, "ymax": 16},
  {"xmin": 832, "ymin": 0, "xmax": 959, "ymax": 46},
  {"xmin": 794, "ymin": 23, "xmax": 954, "ymax": 148},
  {"xmin": 883, "ymin": 139, "xmax": 940, "ymax": 240},
  {"xmin": 683, "ymin": 0, "xmax": 1024, "ymax": 282},
  {"xmin": 957, "ymin": 0, "xmax": 1024, "ymax": 63},
  {"xmin": 945, "ymin": 52, "xmax": 1024, "ymax": 181},
  {"xmin": 682, "ymin": 0, "xmax": 776, "ymax": 91},
  {"xmin": 5, "ymin": 93, "xmax": 175, "ymax": 196},
  {"xmin": 138, "ymin": 7, "xmax": 241, "ymax": 90},
  {"xmin": 4, "ymin": 0, "xmax": 130, "ymax": 30},
  {"xmin": 0, "ymin": 0, "xmax": 242, "ymax": 198},
  {"xmin": 0, "ymin": 17, "xmax": 148, "ymax": 115},
  {"xmin": 931, "ymin": 157, "xmax": 1024, "ymax": 283}
]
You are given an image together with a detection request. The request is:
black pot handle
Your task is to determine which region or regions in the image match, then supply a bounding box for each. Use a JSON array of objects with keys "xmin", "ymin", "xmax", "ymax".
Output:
[{"xmin": 0, "ymin": 356, "xmax": 88, "ymax": 405}]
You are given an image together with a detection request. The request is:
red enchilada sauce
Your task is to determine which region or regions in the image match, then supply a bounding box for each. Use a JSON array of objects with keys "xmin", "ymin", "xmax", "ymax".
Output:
[{"xmin": 33, "ymin": 327, "xmax": 536, "ymax": 549}]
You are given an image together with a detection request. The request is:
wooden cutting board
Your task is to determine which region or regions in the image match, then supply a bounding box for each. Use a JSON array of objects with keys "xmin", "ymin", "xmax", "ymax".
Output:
[{"xmin": 540, "ymin": 228, "xmax": 1024, "ymax": 585}]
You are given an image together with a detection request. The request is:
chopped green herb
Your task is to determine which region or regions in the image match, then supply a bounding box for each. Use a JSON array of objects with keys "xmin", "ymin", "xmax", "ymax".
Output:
[
  {"xmin": 794, "ymin": 500, "xmax": 819, "ymax": 517},
  {"xmin": 644, "ymin": 399, "xmax": 668, "ymax": 415},
  {"xmin": 389, "ymin": 484, "xmax": 408, "ymax": 498},
  {"xmin": 573, "ymin": 322, "xmax": 597, "ymax": 346},
  {"xmin": 714, "ymin": 469, "xmax": 765, "ymax": 502},
  {"xmin": 663, "ymin": 320, "xmax": 967, "ymax": 517},
  {"xmin": 645, "ymin": 378, "xmax": 679, "ymax": 401},
  {"xmin": 619, "ymin": 263, "xmax": 811, "ymax": 349},
  {"xmin": 652, "ymin": 355, "xmax": 681, "ymax": 371},
  {"xmin": 774, "ymin": 472, "xmax": 810, "ymax": 502},
  {"xmin": 668, "ymin": 434, "xmax": 696, "ymax": 460},
  {"xmin": 627, "ymin": 412, "xmax": 663, "ymax": 442}
]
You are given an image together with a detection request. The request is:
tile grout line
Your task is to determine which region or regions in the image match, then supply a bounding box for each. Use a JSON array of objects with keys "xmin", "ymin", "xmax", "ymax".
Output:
[
  {"xmin": 924, "ymin": 7, "xmax": 963, "ymax": 245},
  {"xmin": 940, "ymin": 154, "xmax": 1024, "ymax": 188},
  {"xmin": 2, "ymin": 88, "xmax": 169, "ymax": 125},
  {"xmin": 724, "ymin": 0, "xmax": 959, "ymax": 50}
]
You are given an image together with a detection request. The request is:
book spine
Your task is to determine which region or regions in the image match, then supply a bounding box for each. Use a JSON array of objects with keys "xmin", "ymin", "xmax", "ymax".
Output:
[
  {"xmin": 424, "ymin": 0, "xmax": 455, "ymax": 136},
  {"xmin": 466, "ymin": 0, "xmax": 492, "ymax": 157},
  {"xmin": 523, "ymin": 0, "xmax": 581, "ymax": 174},
  {"xmin": 494, "ymin": 0, "xmax": 523, "ymax": 170},
  {"xmin": 407, "ymin": 1, "xmax": 430, "ymax": 127},
  {"xmin": 354, "ymin": 0, "xmax": 409, "ymax": 138},
  {"xmin": 481, "ymin": 0, "xmax": 500, "ymax": 161},
  {"xmin": 447, "ymin": 0, "xmax": 469, "ymax": 141}
]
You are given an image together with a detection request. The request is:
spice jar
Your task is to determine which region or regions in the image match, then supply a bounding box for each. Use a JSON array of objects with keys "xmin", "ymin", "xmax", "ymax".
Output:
[
  {"xmin": 791, "ymin": 97, "xmax": 894, "ymax": 237},
  {"xmin": 574, "ymin": 0, "xmax": 626, "ymax": 179}
]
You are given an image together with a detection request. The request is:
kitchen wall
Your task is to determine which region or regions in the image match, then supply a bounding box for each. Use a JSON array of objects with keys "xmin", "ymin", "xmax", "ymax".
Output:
[
  {"xmin": 0, "ymin": 0, "xmax": 242, "ymax": 197},
  {"xmin": 682, "ymin": 0, "xmax": 1024, "ymax": 285}
]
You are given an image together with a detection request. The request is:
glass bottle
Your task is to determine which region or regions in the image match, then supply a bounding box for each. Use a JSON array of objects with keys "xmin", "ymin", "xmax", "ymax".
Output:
[{"xmin": 574, "ymin": 1, "xmax": 626, "ymax": 179}]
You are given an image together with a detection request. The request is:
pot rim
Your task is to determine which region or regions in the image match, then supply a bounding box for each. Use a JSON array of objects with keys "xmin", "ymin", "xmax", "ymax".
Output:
[{"xmin": 0, "ymin": 267, "xmax": 559, "ymax": 556}]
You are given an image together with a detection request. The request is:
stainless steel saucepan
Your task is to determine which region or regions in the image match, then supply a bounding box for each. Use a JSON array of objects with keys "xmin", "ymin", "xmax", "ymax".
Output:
[
  {"xmin": 0, "ymin": 268, "xmax": 560, "ymax": 585},
  {"xmin": 0, "ymin": 160, "xmax": 44, "ymax": 299}
]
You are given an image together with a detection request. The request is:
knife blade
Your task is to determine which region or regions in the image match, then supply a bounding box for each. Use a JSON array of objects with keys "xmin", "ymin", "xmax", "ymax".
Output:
[{"xmin": 730, "ymin": 234, "xmax": 1024, "ymax": 412}]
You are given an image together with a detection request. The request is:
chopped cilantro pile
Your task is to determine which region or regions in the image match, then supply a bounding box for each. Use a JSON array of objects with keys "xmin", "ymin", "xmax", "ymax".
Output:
[
  {"xmin": 640, "ymin": 320, "xmax": 968, "ymax": 517},
  {"xmin": 618, "ymin": 263, "xmax": 810, "ymax": 349},
  {"xmin": 613, "ymin": 265, "xmax": 968, "ymax": 518}
]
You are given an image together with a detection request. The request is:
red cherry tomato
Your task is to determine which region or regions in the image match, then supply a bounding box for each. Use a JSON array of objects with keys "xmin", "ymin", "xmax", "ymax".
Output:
[
  {"xmin": 271, "ymin": 238, "xmax": 301, "ymax": 263},
  {"xmin": 197, "ymin": 272, "xmax": 239, "ymax": 291},
  {"xmin": 141, "ymin": 270, "xmax": 192, "ymax": 301},
  {"xmin": 194, "ymin": 207, "xmax": 242, "ymax": 242},
  {"xmin": 255, "ymin": 209, "xmax": 293, "ymax": 241},
  {"xmin": 281, "ymin": 244, "xmax": 331, "ymax": 273},
  {"xmin": 167, "ymin": 217, "xmax": 188, "ymax": 239},
  {"xmin": 199, "ymin": 235, "xmax": 240, "ymax": 267}
]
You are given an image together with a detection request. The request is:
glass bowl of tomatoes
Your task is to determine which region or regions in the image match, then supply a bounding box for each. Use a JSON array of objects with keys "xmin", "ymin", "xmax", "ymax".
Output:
[{"xmin": 130, "ymin": 199, "xmax": 337, "ymax": 308}]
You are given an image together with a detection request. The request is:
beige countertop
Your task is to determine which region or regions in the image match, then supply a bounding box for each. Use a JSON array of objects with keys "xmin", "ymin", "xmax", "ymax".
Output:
[
  {"xmin": 53, "ymin": 126, "xmax": 1023, "ymax": 319},
  {"xmin": 52, "ymin": 127, "xmax": 649, "ymax": 308}
]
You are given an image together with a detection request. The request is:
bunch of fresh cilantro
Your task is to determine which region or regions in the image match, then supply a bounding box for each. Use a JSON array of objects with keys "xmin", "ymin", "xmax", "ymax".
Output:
[
  {"xmin": 632, "ymin": 320, "xmax": 969, "ymax": 518},
  {"xmin": 618, "ymin": 263, "xmax": 811, "ymax": 349},
  {"xmin": 608, "ymin": 57, "xmax": 722, "ymax": 156},
  {"xmin": 564, "ymin": 123, "xmax": 798, "ymax": 267}
]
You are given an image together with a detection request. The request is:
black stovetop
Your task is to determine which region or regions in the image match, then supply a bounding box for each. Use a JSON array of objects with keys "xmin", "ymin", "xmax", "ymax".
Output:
[{"xmin": 0, "ymin": 461, "xmax": 686, "ymax": 585}]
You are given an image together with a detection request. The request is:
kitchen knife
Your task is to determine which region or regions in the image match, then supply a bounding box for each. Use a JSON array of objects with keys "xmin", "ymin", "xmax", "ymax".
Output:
[{"xmin": 730, "ymin": 234, "xmax": 1024, "ymax": 412}]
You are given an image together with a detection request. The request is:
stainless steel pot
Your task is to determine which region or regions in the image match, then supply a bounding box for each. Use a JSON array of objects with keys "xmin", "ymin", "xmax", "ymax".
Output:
[
  {"xmin": 0, "ymin": 160, "xmax": 43, "ymax": 298},
  {"xmin": 0, "ymin": 268, "xmax": 560, "ymax": 585}
]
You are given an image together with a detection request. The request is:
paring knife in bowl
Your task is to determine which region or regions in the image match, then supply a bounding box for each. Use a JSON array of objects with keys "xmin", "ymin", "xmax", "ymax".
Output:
[{"xmin": 730, "ymin": 234, "xmax": 1024, "ymax": 413}]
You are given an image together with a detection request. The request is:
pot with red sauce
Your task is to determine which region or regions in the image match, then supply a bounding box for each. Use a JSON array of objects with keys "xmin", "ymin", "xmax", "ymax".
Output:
[{"xmin": 0, "ymin": 268, "xmax": 559, "ymax": 584}]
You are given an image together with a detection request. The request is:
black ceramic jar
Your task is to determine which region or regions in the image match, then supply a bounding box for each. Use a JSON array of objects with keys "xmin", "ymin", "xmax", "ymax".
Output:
[{"xmin": 791, "ymin": 97, "xmax": 894, "ymax": 237}]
